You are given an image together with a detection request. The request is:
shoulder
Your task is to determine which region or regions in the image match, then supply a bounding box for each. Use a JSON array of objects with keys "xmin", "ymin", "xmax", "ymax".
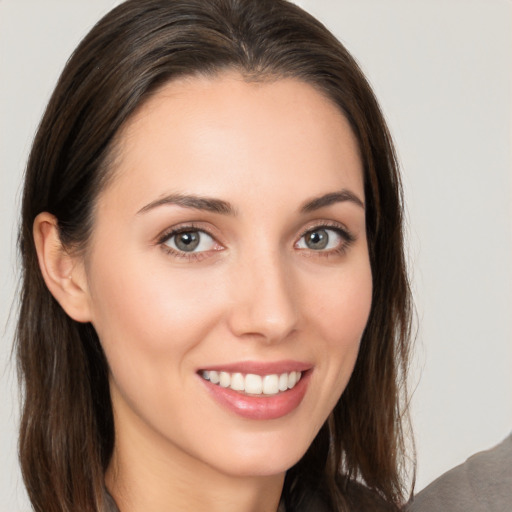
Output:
[
  {"xmin": 408, "ymin": 433, "xmax": 512, "ymax": 512},
  {"xmin": 344, "ymin": 481, "xmax": 399, "ymax": 512},
  {"xmin": 294, "ymin": 480, "xmax": 399, "ymax": 512},
  {"xmin": 103, "ymin": 489, "xmax": 120, "ymax": 512}
]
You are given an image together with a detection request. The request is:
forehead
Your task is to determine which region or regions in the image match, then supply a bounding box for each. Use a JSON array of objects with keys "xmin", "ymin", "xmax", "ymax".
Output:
[{"xmin": 99, "ymin": 71, "xmax": 364, "ymax": 212}]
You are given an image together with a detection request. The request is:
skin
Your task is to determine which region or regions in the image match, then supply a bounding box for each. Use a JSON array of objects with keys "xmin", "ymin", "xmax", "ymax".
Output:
[{"xmin": 35, "ymin": 72, "xmax": 372, "ymax": 512}]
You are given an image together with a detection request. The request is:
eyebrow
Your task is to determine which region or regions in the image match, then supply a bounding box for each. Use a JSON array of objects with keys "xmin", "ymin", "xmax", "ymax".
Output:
[
  {"xmin": 137, "ymin": 189, "xmax": 364, "ymax": 216},
  {"xmin": 137, "ymin": 193, "xmax": 236, "ymax": 215},
  {"xmin": 300, "ymin": 190, "xmax": 365, "ymax": 212}
]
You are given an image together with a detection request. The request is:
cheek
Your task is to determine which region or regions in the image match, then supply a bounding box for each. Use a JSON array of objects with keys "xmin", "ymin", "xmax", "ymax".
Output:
[
  {"xmin": 86, "ymin": 253, "xmax": 232, "ymax": 439},
  {"xmin": 308, "ymin": 261, "xmax": 373, "ymax": 348},
  {"xmin": 301, "ymin": 258, "xmax": 373, "ymax": 419},
  {"xmin": 86, "ymin": 248, "xmax": 225, "ymax": 378}
]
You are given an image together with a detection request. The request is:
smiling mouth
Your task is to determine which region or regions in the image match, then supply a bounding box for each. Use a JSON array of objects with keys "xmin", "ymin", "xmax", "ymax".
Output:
[{"xmin": 200, "ymin": 370, "xmax": 302, "ymax": 396}]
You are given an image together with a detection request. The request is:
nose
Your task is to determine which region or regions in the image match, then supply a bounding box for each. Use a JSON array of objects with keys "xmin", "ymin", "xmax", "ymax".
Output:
[{"xmin": 227, "ymin": 250, "xmax": 299, "ymax": 343}]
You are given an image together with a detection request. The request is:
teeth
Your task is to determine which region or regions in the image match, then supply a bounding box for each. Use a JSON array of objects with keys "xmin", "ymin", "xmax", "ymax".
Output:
[
  {"xmin": 263, "ymin": 374, "xmax": 279, "ymax": 395},
  {"xmin": 219, "ymin": 371, "xmax": 230, "ymax": 388},
  {"xmin": 231, "ymin": 372, "xmax": 245, "ymax": 391},
  {"xmin": 288, "ymin": 371, "xmax": 297, "ymax": 389},
  {"xmin": 245, "ymin": 374, "xmax": 263, "ymax": 394},
  {"xmin": 278, "ymin": 373, "xmax": 288, "ymax": 391},
  {"xmin": 201, "ymin": 370, "xmax": 302, "ymax": 395}
]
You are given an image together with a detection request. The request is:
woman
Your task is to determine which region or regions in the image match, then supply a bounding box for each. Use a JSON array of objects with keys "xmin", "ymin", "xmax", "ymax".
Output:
[{"xmin": 16, "ymin": 0, "xmax": 413, "ymax": 511}]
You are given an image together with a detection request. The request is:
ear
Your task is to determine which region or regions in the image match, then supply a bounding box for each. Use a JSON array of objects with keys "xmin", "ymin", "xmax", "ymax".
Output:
[{"xmin": 33, "ymin": 212, "xmax": 92, "ymax": 323}]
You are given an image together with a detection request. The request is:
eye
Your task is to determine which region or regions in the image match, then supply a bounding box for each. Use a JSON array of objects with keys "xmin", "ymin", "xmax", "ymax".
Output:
[
  {"xmin": 163, "ymin": 229, "xmax": 217, "ymax": 253},
  {"xmin": 296, "ymin": 226, "xmax": 350, "ymax": 252}
]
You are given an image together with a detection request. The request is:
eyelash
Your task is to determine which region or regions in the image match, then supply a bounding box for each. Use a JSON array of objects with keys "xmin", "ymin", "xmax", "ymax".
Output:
[
  {"xmin": 157, "ymin": 222, "xmax": 356, "ymax": 261},
  {"xmin": 296, "ymin": 222, "xmax": 356, "ymax": 258},
  {"xmin": 157, "ymin": 223, "xmax": 219, "ymax": 261}
]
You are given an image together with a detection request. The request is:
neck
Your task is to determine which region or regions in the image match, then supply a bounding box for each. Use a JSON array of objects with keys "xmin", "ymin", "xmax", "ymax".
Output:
[{"xmin": 105, "ymin": 393, "xmax": 285, "ymax": 512}]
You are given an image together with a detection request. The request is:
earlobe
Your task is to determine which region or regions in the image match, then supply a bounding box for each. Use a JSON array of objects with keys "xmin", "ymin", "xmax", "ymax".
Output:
[{"xmin": 33, "ymin": 212, "xmax": 92, "ymax": 323}]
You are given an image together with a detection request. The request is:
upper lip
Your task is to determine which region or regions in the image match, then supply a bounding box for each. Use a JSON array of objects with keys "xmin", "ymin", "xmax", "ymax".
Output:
[{"xmin": 198, "ymin": 360, "xmax": 312, "ymax": 375}]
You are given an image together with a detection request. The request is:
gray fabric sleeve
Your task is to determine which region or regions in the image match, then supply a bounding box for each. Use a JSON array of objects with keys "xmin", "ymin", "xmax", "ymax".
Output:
[{"xmin": 408, "ymin": 433, "xmax": 512, "ymax": 512}]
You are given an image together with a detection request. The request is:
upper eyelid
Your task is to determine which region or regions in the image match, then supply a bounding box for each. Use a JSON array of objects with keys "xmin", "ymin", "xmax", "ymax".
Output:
[
  {"xmin": 156, "ymin": 222, "xmax": 220, "ymax": 245},
  {"xmin": 297, "ymin": 221, "xmax": 354, "ymax": 239}
]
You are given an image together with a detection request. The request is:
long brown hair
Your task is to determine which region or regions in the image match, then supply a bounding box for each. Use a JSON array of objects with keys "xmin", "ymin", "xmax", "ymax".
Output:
[{"xmin": 16, "ymin": 1, "xmax": 414, "ymax": 511}]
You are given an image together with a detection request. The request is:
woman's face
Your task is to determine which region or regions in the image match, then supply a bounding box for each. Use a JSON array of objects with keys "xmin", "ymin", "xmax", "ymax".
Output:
[{"xmin": 83, "ymin": 72, "xmax": 372, "ymax": 478}]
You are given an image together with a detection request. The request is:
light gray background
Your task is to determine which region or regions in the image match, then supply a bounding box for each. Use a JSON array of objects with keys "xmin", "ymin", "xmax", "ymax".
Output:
[{"xmin": 1, "ymin": 1, "xmax": 511, "ymax": 510}]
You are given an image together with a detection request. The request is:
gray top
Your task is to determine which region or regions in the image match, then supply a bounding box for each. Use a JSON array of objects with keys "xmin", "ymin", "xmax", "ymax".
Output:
[{"xmin": 409, "ymin": 433, "xmax": 512, "ymax": 512}]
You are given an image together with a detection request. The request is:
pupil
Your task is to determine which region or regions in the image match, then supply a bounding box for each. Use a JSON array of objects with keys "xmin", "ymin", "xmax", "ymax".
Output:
[
  {"xmin": 307, "ymin": 230, "xmax": 328, "ymax": 250},
  {"xmin": 176, "ymin": 231, "xmax": 199, "ymax": 251}
]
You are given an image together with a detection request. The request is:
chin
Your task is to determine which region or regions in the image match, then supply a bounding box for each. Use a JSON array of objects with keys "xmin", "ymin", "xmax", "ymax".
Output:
[{"xmin": 202, "ymin": 429, "xmax": 314, "ymax": 479}]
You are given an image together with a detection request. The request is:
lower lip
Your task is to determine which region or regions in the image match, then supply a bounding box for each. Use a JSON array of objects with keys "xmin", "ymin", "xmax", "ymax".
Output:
[{"xmin": 201, "ymin": 372, "xmax": 310, "ymax": 420}]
